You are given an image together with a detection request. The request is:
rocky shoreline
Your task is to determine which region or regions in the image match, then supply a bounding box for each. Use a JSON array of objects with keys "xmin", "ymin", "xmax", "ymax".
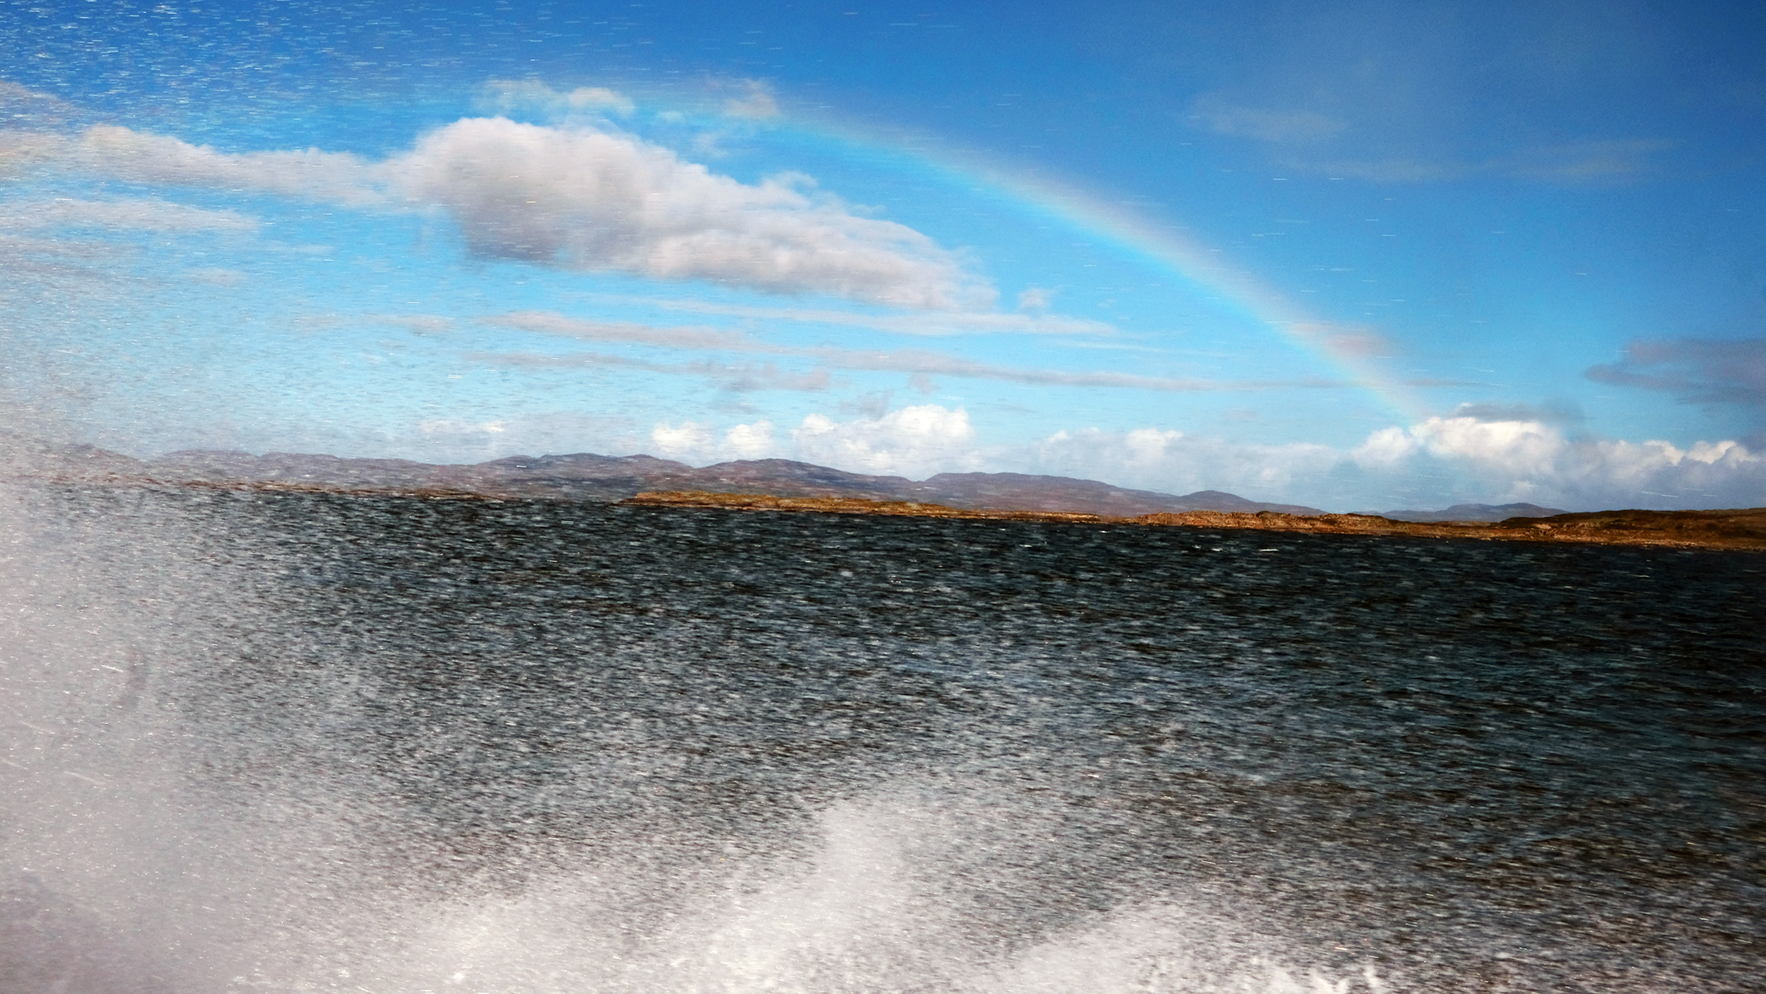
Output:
[{"xmin": 621, "ymin": 490, "xmax": 1766, "ymax": 552}]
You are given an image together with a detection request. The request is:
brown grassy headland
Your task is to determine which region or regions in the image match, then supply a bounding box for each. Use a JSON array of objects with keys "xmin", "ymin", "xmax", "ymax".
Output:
[{"xmin": 621, "ymin": 491, "xmax": 1766, "ymax": 552}]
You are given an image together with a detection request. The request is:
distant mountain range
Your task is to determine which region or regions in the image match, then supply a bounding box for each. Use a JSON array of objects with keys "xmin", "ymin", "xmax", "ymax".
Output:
[
  {"xmin": 1381, "ymin": 502, "xmax": 1567, "ymax": 523},
  {"xmin": 11, "ymin": 433, "xmax": 1759, "ymax": 551},
  {"xmin": 2, "ymin": 433, "xmax": 1587, "ymax": 522},
  {"xmin": 2, "ymin": 433, "xmax": 1324, "ymax": 517}
]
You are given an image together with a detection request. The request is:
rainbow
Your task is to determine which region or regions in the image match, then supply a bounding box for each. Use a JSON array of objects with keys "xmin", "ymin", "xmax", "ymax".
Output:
[{"xmin": 780, "ymin": 118, "xmax": 1430, "ymax": 424}]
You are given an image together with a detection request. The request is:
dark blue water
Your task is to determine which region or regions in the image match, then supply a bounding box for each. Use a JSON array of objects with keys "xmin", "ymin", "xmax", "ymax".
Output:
[{"xmin": 4, "ymin": 486, "xmax": 1763, "ymax": 993}]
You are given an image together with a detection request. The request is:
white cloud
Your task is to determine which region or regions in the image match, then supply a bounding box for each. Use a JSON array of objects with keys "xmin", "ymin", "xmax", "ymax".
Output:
[
  {"xmin": 651, "ymin": 420, "xmax": 715, "ymax": 458},
  {"xmin": 792, "ymin": 405, "xmax": 979, "ymax": 477},
  {"xmin": 1349, "ymin": 426, "xmax": 1419, "ymax": 467},
  {"xmin": 1123, "ymin": 428, "xmax": 1182, "ymax": 465},
  {"xmin": 1410, "ymin": 417, "xmax": 1562, "ymax": 477},
  {"xmin": 723, "ymin": 420, "xmax": 775, "ymax": 457},
  {"xmin": 1026, "ymin": 415, "xmax": 1766, "ymax": 512},
  {"xmin": 1348, "ymin": 416, "xmax": 1766, "ymax": 509},
  {"xmin": 394, "ymin": 117, "xmax": 985, "ymax": 307},
  {"xmin": 13, "ymin": 118, "xmax": 990, "ymax": 309},
  {"xmin": 651, "ymin": 419, "xmax": 778, "ymax": 462}
]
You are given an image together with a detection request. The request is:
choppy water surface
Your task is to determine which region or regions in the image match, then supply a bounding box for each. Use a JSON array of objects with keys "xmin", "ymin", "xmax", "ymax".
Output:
[{"xmin": 3, "ymin": 486, "xmax": 1763, "ymax": 993}]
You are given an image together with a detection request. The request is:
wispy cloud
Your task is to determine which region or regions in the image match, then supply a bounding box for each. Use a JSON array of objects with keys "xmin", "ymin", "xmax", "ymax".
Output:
[
  {"xmin": 0, "ymin": 197, "xmax": 257, "ymax": 232},
  {"xmin": 1309, "ymin": 139, "xmax": 1674, "ymax": 185},
  {"xmin": 474, "ymin": 348, "xmax": 831, "ymax": 393},
  {"xmin": 476, "ymin": 80, "xmax": 636, "ymax": 117},
  {"xmin": 710, "ymin": 362, "xmax": 831, "ymax": 392},
  {"xmin": 0, "ymin": 80, "xmax": 81, "ymax": 126},
  {"xmin": 625, "ymin": 295, "xmax": 1116, "ymax": 337},
  {"xmin": 1586, "ymin": 337, "xmax": 1766, "ymax": 409},
  {"xmin": 492, "ymin": 311, "xmax": 755, "ymax": 350},
  {"xmin": 372, "ymin": 314, "xmax": 456, "ymax": 334},
  {"xmin": 795, "ymin": 346, "xmax": 1224, "ymax": 391},
  {"xmin": 1449, "ymin": 401, "xmax": 1584, "ymax": 426},
  {"xmin": 73, "ymin": 126, "xmax": 385, "ymax": 205},
  {"xmin": 479, "ymin": 310, "xmax": 1239, "ymax": 392},
  {"xmin": 722, "ymin": 80, "xmax": 781, "ymax": 119},
  {"xmin": 1190, "ymin": 96, "xmax": 1348, "ymax": 144}
]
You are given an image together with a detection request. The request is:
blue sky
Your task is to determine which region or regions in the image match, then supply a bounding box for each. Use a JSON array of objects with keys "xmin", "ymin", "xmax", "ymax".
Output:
[{"xmin": 2, "ymin": 0, "xmax": 1763, "ymax": 511}]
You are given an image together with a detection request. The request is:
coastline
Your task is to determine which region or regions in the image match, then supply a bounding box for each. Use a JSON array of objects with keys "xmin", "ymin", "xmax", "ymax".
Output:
[
  {"xmin": 620, "ymin": 490, "xmax": 1766, "ymax": 553},
  {"xmin": 13, "ymin": 474, "xmax": 1764, "ymax": 552}
]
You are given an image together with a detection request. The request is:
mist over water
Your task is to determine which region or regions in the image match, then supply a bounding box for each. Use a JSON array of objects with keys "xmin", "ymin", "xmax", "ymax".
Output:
[{"xmin": 3, "ymin": 484, "xmax": 1762, "ymax": 993}]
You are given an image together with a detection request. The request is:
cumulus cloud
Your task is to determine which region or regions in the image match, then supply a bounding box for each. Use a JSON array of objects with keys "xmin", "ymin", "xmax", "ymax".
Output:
[
  {"xmin": 651, "ymin": 419, "xmax": 776, "ymax": 461},
  {"xmin": 1586, "ymin": 337, "xmax": 1766, "ymax": 409},
  {"xmin": 394, "ymin": 117, "xmax": 985, "ymax": 306},
  {"xmin": 793, "ymin": 405, "xmax": 979, "ymax": 477},
  {"xmin": 1350, "ymin": 416, "xmax": 1766, "ymax": 508},
  {"xmin": 10, "ymin": 117, "xmax": 990, "ymax": 308},
  {"xmin": 723, "ymin": 419, "xmax": 776, "ymax": 456},
  {"xmin": 1357, "ymin": 417, "xmax": 1562, "ymax": 477},
  {"xmin": 1025, "ymin": 415, "xmax": 1766, "ymax": 512}
]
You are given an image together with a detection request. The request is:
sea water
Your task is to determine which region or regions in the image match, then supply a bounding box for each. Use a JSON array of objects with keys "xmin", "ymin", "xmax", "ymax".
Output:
[{"xmin": 2, "ymin": 484, "xmax": 1762, "ymax": 993}]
